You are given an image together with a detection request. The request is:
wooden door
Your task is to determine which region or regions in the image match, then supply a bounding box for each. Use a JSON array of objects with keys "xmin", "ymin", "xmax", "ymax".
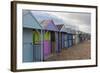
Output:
[{"xmin": 51, "ymin": 31, "xmax": 56, "ymax": 53}]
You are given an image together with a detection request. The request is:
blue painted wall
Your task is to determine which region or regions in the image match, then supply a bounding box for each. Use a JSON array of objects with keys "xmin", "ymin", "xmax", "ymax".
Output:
[
  {"xmin": 64, "ymin": 34, "xmax": 68, "ymax": 48},
  {"xmin": 68, "ymin": 40, "xmax": 73, "ymax": 47},
  {"xmin": 23, "ymin": 28, "xmax": 42, "ymax": 62},
  {"xmin": 33, "ymin": 31, "xmax": 42, "ymax": 61},
  {"xmin": 55, "ymin": 32, "xmax": 59, "ymax": 53},
  {"xmin": 67, "ymin": 34, "xmax": 73, "ymax": 48},
  {"xmin": 62, "ymin": 33, "xmax": 64, "ymax": 48},
  {"xmin": 23, "ymin": 11, "xmax": 43, "ymax": 62},
  {"xmin": 23, "ymin": 28, "xmax": 33, "ymax": 62},
  {"xmin": 58, "ymin": 32, "xmax": 62, "ymax": 52},
  {"xmin": 23, "ymin": 12, "xmax": 41, "ymax": 29},
  {"xmin": 33, "ymin": 45, "xmax": 41, "ymax": 61}
]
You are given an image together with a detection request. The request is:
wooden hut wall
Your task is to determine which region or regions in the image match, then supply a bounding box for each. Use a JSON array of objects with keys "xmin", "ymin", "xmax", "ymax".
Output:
[
  {"xmin": 33, "ymin": 30, "xmax": 42, "ymax": 61},
  {"xmin": 56, "ymin": 25, "xmax": 64, "ymax": 51},
  {"xmin": 23, "ymin": 11, "xmax": 43, "ymax": 62},
  {"xmin": 63, "ymin": 33, "xmax": 68, "ymax": 48},
  {"xmin": 55, "ymin": 32, "xmax": 59, "ymax": 53},
  {"xmin": 83, "ymin": 33, "xmax": 90, "ymax": 41},
  {"xmin": 85, "ymin": 34, "xmax": 91, "ymax": 40},
  {"xmin": 43, "ymin": 31, "xmax": 51, "ymax": 60},
  {"xmin": 58, "ymin": 32, "xmax": 62, "ymax": 52},
  {"xmin": 67, "ymin": 34, "xmax": 73, "ymax": 48},
  {"xmin": 61, "ymin": 33, "xmax": 67, "ymax": 48},
  {"xmin": 73, "ymin": 34, "xmax": 76, "ymax": 45},
  {"xmin": 75, "ymin": 34, "xmax": 80, "ymax": 44},
  {"xmin": 41, "ymin": 20, "xmax": 59, "ymax": 59},
  {"xmin": 79, "ymin": 34, "xmax": 84, "ymax": 43},
  {"xmin": 61, "ymin": 33, "xmax": 64, "ymax": 48},
  {"xmin": 61, "ymin": 32, "xmax": 73, "ymax": 48},
  {"xmin": 60, "ymin": 26, "xmax": 74, "ymax": 49},
  {"xmin": 81, "ymin": 34, "xmax": 85, "ymax": 41},
  {"xmin": 23, "ymin": 28, "xmax": 34, "ymax": 62}
]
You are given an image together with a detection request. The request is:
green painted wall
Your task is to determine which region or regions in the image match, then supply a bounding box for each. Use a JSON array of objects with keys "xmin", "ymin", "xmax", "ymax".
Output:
[
  {"xmin": 44, "ymin": 31, "xmax": 50, "ymax": 41},
  {"xmin": 33, "ymin": 31, "xmax": 40, "ymax": 44}
]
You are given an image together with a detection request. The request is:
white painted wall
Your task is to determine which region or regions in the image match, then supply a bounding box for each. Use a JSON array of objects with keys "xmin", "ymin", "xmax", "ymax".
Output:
[{"xmin": 0, "ymin": 0, "xmax": 99, "ymax": 73}]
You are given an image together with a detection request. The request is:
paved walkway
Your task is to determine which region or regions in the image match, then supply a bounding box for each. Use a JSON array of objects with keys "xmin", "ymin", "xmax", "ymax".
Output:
[{"xmin": 45, "ymin": 40, "xmax": 91, "ymax": 61}]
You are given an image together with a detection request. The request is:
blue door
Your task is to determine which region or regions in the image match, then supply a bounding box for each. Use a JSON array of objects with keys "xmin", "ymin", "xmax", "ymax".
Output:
[
  {"xmin": 64, "ymin": 34, "xmax": 68, "ymax": 48},
  {"xmin": 23, "ymin": 28, "xmax": 33, "ymax": 62},
  {"xmin": 61, "ymin": 33, "xmax": 65, "ymax": 48},
  {"xmin": 33, "ymin": 44, "xmax": 41, "ymax": 61},
  {"xmin": 67, "ymin": 34, "xmax": 73, "ymax": 48},
  {"xmin": 33, "ymin": 31, "xmax": 41, "ymax": 61},
  {"xmin": 69, "ymin": 40, "xmax": 73, "ymax": 47},
  {"xmin": 58, "ymin": 32, "xmax": 62, "ymax": 50},
  {"xmin": 55, "ymin": 32, "xmax": 59, "ymax": 53}
]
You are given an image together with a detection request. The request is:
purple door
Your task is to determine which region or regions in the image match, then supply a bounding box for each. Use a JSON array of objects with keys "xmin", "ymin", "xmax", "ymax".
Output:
[{"xmin": 43, "ymin": 40, "xmax": 51, "ymax": 60}]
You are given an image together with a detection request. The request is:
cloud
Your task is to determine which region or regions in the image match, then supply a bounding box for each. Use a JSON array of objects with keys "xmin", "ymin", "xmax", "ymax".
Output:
[
  {"xmin": 45, "ymin": 11, "xmax": 91, "ymax": 33},
  {"xmin": 30, "ymin": 10, "xmax": 91, "ymax": 33},
  {"xmin": 31, "ymin": 11, "xmax": 64, "ymax": 24}
]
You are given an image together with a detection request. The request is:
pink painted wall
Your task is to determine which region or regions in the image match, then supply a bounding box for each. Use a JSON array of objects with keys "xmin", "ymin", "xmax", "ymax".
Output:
[{"xmin": 44, "ymin": 40, "xmax": 51, "ymax": 60}]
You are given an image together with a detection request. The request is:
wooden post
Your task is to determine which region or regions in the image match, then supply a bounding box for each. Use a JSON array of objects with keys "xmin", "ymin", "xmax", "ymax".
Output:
[{"xmin": 41, "ymin": 30, "xmax": 44, "ymax": 61}]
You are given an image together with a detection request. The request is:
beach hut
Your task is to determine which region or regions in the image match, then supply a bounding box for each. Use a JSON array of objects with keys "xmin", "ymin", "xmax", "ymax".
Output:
[
  {"xmin": 67, "ymin": 33, "xmax": 73, "ymax": 48},
  {"xmin": 62, "ymin": 33, "xmax": 68, "ymax": 48},
  {"xmin": 81, "ymin": 33, "xmax": 84, "ymax": 41},
  {"xmin": 57, "ymin": 24, "xmax": 74, "ymax": 49},
  {"xmin": 69, "ymin": 29, "xmax": 76, "ymax": 46},
  {"xmin": 77, "ymin": 31, "xmax": 86, "ymax": 43},
  {"xmin": 60, "ymin": 25, "xmax": 73, "ymax": 48},
  {"xmin": 80, "ymin": 32, "xmax": 91, "ymax": 42},
  {"xmin": 56, "ymin": 25, "xmax": 64, "ymax": 51},
  {"xmin": 41, "ymin": 20, "xmax": 59, "ymax": 60},
  {"xmin": 74, "ymin": 31, "xmax": 81, "ymax": 44},
  {"xmin": 65, "ymin": 27, "xmax": 74, "ymax": 48},
  {"xmin": 84, "ymin": 33, "xmax": 89, "ymax": 41},
  {"xmin": 23, "ymin": 11, "xmax": 43, "ymax": 62},
  {"xmin": 43, "ymin": 31, "xmax": 51, "ymax": 60},
  {"xmin": 85, "ymin": 33, "xmax": 91, "ymax": 40},
  {"xmin": 59, "ymin": 25, "xmax": 67, "ymax": 49}
]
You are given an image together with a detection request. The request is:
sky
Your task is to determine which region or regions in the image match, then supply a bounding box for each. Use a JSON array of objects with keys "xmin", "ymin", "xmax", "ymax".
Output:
[{"xmin": 23, "ymin": 10, "xmax": 91, "ymax": 33}]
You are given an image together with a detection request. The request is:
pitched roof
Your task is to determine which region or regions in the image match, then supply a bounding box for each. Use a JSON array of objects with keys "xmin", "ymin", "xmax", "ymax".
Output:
[
  {"xmin": 59, "ymin": 25, "xmax": 74, "ymax": 33},
  {"xmin": 40, "ymin": 20, "xmax": 59, "ymax": 31},
  {"xmin": 56, "ymin": 24, "xmax": 64, "ymax": 30},
  {"xmin": 23, "ymin": 11, "xmax": 42, "ymax": 29}
]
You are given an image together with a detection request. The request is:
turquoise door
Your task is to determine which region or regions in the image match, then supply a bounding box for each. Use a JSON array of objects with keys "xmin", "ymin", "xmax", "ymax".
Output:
[{"xmin": 23, "ymin": 28, "xmax": 33, "ymax": 62}]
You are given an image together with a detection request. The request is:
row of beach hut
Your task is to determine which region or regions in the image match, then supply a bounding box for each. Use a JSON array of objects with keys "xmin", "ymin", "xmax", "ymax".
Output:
[{"xmin": 22, "ymin": 11, "xmax": 90, "ymax": 62}]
